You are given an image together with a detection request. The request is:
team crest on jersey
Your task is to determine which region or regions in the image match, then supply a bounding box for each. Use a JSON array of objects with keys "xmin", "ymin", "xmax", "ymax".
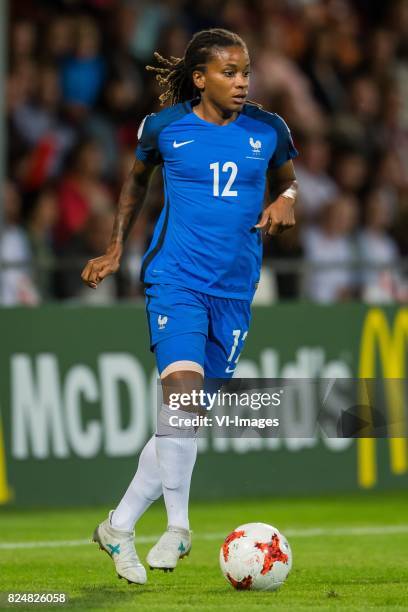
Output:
[
  {"xmin": 158, "ymin": 315, "xmax": 168, "ymax": 330},
  {"xmin": 246, "ymin": 137, "xmax": 264, "ymax": 160},
  {"xmin": 249, "ymin": 137, "xmax": 262, "ymax": 155}
]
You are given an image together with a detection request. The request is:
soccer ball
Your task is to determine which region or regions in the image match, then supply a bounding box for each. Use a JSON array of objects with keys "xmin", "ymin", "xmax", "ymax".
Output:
[{"xmin": 219, "ymin": 522, "xmax": 292, "ymax": 591}]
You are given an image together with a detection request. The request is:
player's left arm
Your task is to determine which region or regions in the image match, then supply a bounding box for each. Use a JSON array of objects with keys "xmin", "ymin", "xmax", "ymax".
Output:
[{"xmin": 255, "ymin": 160, "xmax": 298, "ymax": 236}]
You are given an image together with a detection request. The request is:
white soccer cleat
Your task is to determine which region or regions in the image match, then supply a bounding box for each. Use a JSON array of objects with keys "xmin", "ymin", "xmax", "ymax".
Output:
[
  {"xmin": 146, "ymin": 525, "xmax": 192, "ymax": 571},
  {"xmin": 92, "ymin": 511, "xmax": 147, "ymax": 585}
]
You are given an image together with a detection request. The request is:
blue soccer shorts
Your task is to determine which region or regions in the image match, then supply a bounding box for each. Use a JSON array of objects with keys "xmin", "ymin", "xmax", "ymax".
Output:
[{"xmin": 144, "ymin": 284, "xmax": 252, "ymax": 377}]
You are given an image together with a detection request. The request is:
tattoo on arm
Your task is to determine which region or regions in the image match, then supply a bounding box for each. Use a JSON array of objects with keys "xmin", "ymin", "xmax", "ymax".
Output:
[{"xmin": 109, "ymin": 163, "xmax": 154, "ymax": 252}]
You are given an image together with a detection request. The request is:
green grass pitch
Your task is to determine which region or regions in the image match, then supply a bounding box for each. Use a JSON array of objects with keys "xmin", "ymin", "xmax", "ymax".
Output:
[{"xmin": 0, "ymin": 491, "xmax": 407, "ymax": 611}]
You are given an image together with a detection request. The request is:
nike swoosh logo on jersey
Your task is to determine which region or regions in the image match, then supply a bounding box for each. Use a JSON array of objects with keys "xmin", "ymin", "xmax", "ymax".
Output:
[
  {"xmin": 173, "ymin": 140, "xmax": 195, "ymax": 148},
  {"xmin": 225, "ymin": 366, "xmax": 236, "ymax": 374}
]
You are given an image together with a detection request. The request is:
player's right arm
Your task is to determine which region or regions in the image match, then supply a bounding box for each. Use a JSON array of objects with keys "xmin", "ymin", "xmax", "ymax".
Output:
[{"xmin": 81, "ymin": 159, "xmax": 155, "ymax": 289}]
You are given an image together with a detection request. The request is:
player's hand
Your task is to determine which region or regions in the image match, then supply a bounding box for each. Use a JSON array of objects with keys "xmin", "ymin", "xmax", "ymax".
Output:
[
  {"xmin": 81, "ymin": 249, "xmax": 121, "ymax": 289},
  {"xmin": 254, "ymin": 197, "xmax": 295, "ymax": 236}
]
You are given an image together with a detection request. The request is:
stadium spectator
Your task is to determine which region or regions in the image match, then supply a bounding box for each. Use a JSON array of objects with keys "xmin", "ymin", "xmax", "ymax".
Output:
[
  {"xmin": 0, "ymin": 182, "xmax": 39, "ymax": 306},
  {"xmin": 27, "ymin": 186, "xmax": 59, "ymax": 301},
  {"xmin": 332, "ymin": 150, "xmax": 368, "ymax": 198},
  {"xmin": 12, "ymin": 64, "xmax": 76, "ymax": 189},
  {"xmin": 85, "ymin": 76, "xmax": 142, "ymax": 180},
  {"xmin": 56, "ymin": 209, "xmax": 118, "ymax": 303},
  {"xmin": 358, "ymin": 189, "xmax": 404, "ymax": 303},
  {"xmin": 295, "ymin": 134, "xmax": 338, "ymax": 222},
  {"xmin": 373, "ymin": 150, "xmax": 407, "ymax": 254},
  {"xmin": 60, "ymin": 17, "xmax": 106, "ymax": 116},
  {"xmin": 332, "ymin": 75, "xmax": 383, "ymax": 156},
  {"xmin": 44, "ymin": 16, "xmax": 75, "ymax": 62},
  {"xmin": 10, "ymin": 20, "xmax": 37, "ymax": 64},
  {"xmin": 252, "ymin": 21, "xmax": 324, "ymax": 131},
  {"xmin": 302, "ymin": 194, "xmax": 358, "ymax": 303},
  {"xmin": 302, "ymin": 29, "xmax": 346, "ymax": 114},
  {"xmin": 55, "ymin": 139, "xmax": 113, "ymax": 246}
]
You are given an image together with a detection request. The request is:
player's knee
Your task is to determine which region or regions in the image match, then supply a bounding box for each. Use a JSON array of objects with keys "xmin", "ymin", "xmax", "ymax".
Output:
[{"xmin": 162, "ymin": 367, "xmax": 204, "ymax": 410}]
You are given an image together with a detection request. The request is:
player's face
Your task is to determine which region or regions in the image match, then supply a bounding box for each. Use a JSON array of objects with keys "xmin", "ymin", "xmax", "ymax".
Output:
[{"xmin": 194, "ymin": 45, "xmax": 250, "ymax": 113}]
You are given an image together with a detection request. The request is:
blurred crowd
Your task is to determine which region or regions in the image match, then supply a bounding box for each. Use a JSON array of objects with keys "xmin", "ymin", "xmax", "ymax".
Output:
[{"xmin": 2, "ymin": 0, "xmax": 408, "ymax": 305}]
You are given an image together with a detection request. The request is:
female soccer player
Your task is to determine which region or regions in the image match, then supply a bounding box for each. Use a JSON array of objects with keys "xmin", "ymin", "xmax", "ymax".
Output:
[{"xmin": 81, "ymin": 28, "xmax": 298, "ymax": 585}]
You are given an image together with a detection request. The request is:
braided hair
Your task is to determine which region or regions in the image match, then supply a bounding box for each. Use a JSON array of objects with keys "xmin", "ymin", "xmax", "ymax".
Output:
[{"xmin": 146, "ymin": 28, "xmax": 248, "ymax": 106}]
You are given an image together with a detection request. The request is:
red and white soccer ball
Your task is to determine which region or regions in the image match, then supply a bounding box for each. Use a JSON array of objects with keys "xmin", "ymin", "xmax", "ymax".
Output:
[{"xmin": 219, "ymin": 522, "xmax": 292, "ymax": 591}]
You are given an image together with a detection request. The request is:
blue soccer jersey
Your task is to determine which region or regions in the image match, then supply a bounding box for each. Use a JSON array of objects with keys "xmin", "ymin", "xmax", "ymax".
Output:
[{"xmin": 136, "ymin": 99, "xmax": 298, "ymax": 300}]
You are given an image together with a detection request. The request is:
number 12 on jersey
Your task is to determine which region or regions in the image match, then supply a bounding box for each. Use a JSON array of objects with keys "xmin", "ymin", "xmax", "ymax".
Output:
[{"xmin": 210, "ymin": 162, "xmax": 238, "ymax": 197}]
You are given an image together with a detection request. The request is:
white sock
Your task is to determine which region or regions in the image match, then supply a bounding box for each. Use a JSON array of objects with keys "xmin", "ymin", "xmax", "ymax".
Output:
[
  {"xmin": 111, "ymin": 435, "xmax": 163, "ymax": 532},
  {"xmin": 155, "ymin": 406, "xmax": 198, "ymax": 530}
]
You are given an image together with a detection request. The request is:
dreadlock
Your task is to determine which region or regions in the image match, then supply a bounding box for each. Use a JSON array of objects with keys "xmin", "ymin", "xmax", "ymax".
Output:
[{"xmin": 146, "ymin": 28, "xmax": 249, "ymax": 106}]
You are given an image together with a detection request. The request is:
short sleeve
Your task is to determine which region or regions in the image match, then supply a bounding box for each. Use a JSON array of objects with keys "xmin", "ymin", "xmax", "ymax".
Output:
[
  {"xmin": 268, "ymin": 114, "xmax": 298, "ymax": 170},
  {"xmin": 135, "ymin": 114, "xmax": 162, "ymax": 165}
]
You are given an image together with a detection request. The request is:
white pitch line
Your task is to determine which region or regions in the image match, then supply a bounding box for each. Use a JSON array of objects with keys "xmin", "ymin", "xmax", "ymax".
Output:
[{"xmin": 1, "ymin": 524, "xmax": 408, "ymax": 551}]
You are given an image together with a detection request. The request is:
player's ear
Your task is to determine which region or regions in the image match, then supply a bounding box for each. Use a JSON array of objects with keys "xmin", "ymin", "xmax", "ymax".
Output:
[{"xmin": 192, "ymin": 69, "xmax": 205, "ymax": 92}]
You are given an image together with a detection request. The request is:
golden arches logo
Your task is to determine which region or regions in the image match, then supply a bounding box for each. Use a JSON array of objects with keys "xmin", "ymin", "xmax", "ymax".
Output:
[
  {"xmin": 0, "ymin": 412, "xmax": 13, "ymax": 504},
  {"xmin": 358, "ymin": 308, "xmax": 408, "ymax": 488}
]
